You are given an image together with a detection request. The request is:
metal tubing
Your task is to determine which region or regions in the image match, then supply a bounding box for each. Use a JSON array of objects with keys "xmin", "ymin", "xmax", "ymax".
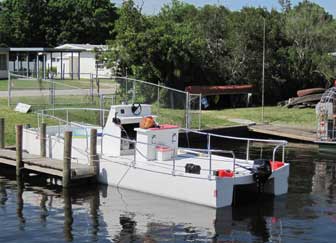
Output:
[
  {"xmin": 157, "ymin": 82, "xmax": 160, "ymax": 115},
  {"xmin": 272, "ymin": 144, "xmax": 283, "ymax": 162},
  {"xmin": 198, "ymin": 94, "xmax": 202, "ymax": 130},
  {"xmin": 181, "ymin": 127, "xmax": 287, "ymax": 145},
  {"xmin": 43, "ymin": 54, "xmax": 46, "ymax": 79},
  {"xmin": 185, "ymin": 92, "xmax": 189, "ymax": 129},
  {"xmin": 207, "ymin": 133, "xmax": 211, "ymax": 156},
  {"xmin": 246, "ymin": 140, "xmax": 250, "ymax": 161},
  {"xmin": 209, "ymin": 151, "xmax": 212, "ymax": 179},
  {"xmin": 8, "ymin": 72, "xmax": 11, "ymax": 107},
  {"xmin": 133, "ymin": 143, "xmax": 136, "ymax": 167},
  {"xmin": 26, "ymin": 53, "xmax": 29, "ymax": 78},
  {"xmin": 50, "ymin": 52, "xmax": 53, "ymax": 77},
  {"xmin": 60, "ymin": 52, "xmax": 63, "ymax": 80},
  {"xmin": 36, "ymin": 54, "xmax": 39, "ymax": 80},
  {"xmin": 172, "ymin": 148, "xmax": 176, "ymax": 175},
  {"xmin": 77, "ymin": 52, "xmax": 80, "ymax": 80},
  {"xmin": 71, "ymin": 52, "xmax": 74, "ymax": 80},
  {"xmin": 0, "ymin": 118, "xmax": 4, "ymax": 148}
]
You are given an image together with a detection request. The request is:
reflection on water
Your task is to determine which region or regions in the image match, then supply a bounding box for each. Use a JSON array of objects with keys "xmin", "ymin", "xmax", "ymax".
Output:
[{"xmin": 0, "ymin": 144, "xmax": 336, "ymax": 242}]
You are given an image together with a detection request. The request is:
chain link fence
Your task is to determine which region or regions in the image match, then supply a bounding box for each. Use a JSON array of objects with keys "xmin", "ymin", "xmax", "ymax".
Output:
[
  {"xmin": 7, "ymin": 72, "xmax": 117, "ymax": 110},
  {"xmin": 7, "ymin": 72, "xmax": 201, "ymax": 129},
  {"xmin": 98, "ymin": 76, "xmax": 201, "ymax": 129}
]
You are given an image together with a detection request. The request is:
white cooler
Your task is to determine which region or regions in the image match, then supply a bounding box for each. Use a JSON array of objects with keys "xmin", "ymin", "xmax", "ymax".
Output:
[{"xmin": 156, "ymin": 145, "xmax": 173, "ymax": 161}]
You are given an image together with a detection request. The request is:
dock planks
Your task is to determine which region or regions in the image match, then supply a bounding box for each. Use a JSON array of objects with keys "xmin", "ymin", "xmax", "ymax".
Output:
[
  {"xmin": 249, "ymin": 124, "xmax": 316, "ymax": 142},
  {"xmin": 0, "ymin": 148, "xmax": 96, "ymax": 180}
]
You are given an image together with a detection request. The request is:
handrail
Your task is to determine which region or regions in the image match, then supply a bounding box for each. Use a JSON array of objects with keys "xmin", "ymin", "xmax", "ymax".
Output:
[
  {"xmin": 102, "ymin": 132, "xmax": 236, "ymax": 177},
  {"xmin": 181, "ymin": 127, "xmax": 288, "ymax": 163},
  {"xmin": 178, "ymin": 147, "xmax": 236, "ymax": 179},
  {"xmin": 273, "ymin": 144, "xmax": 284, "ymax": 162},
  {"xmin": 35, "ymin": 112, "xmax": 91, "ymax": 151},
  {"xmin": 181, "ymin": 128, "xmax": 288, "ymax": 145},
  {"xmin": 37, "ymin": 107, "xmax": 110, "ymax": 113}
]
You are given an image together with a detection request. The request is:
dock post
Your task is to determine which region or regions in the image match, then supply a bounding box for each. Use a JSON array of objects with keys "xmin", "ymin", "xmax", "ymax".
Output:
[
  {"xmin": 63, "ymin": 131, "xmax": 72, "ymax": 188},
  {"xmin": 40, "ymin": 123, "xmax": 46, "ymax": 157},
  {"xmin": 16, "ymin": 125, "xmax": 23, "ymax": 177},
  {"xmin": 63, "ymin": 188, "xmax": 73, "ymax": 241},
  {"xmin": 0, "ymin": 118, "xmax": 4, "ymax": 149},
  {"xmin": 16, "ymin": 174, "xmax": 25, "ymax": 224},
  {"xmin": 90, "ymin": 129, "xmax": 99, "ymax": 177}
]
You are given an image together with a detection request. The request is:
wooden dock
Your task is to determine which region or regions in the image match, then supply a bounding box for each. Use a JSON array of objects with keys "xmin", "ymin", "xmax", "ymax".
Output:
[
  {"xmin": 249, "ymin": 124, "xmax": 316, "ymax": 142},
  {"xmin": 0, "ymin": 119, "xmax": 99, "ymax": 187},
  {"xmin": 0, "ymin": 148, "xmax": 96, "ymax": 179}
]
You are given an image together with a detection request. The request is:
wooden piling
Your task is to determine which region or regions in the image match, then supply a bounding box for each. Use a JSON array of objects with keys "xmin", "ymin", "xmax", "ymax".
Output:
[
  {"xmin": 90, "ymin": 129, "xmax": 99, "ymax": 176},
  {"xmin": 16, "ymin": 125, "xmax": 23, "ymax": 176},
  {"xmin": 63, "ymin": 131, "xmax": 72, "ymax": 188},
  {"xmin": 0, "ymin": 118, "xmax": 4, "ymax": 149},
  {"xmin": 40, "ymin": 123, "xmax": 46, "ymax": 157},
  {"xmin": 63, "ymin": 188, "xmax": 73, "ymax": 241},
  {"xmin": 16, "ymin": 174, "xmax": 24, "ymax": 223}
]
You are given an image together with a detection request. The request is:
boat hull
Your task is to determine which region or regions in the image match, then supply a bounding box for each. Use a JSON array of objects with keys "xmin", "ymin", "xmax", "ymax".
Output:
[{"xmin": 22, "ymin": 127, "xmax": 289, "ymax": 208}]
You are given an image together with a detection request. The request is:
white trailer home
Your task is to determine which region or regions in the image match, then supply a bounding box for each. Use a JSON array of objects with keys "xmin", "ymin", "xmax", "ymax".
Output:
[{"xmin": 49, "ymin": 44, "xmax": 112, "ymax": 79}]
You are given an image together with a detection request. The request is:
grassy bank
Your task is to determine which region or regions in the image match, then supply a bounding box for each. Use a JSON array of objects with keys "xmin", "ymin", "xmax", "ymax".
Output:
[
  {"xmin": 202, "ymin": 106, "xmax": 316, "ymax": 129},
  {"xmin": 0, "ymin": 78, "xmax": 116, "ymax": 91},
  {"xmin": 0, "ymin": 99, "xmax": 316, "ymax": 145}
]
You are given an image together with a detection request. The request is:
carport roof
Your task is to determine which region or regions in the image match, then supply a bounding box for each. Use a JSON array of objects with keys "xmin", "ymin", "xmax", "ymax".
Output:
[
  {"xmin": 9, "ymin": 47, "xmax": 83, "ymax": 52},
  {"xmin": 185, "ymin": 85, "xmax": 254, "ymax": 95}
]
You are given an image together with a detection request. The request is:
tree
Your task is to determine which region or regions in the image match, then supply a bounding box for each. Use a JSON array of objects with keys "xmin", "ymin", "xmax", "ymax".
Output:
[
  {"xmin": 283, "ymin": 0, "xmax": 336, "ymax": 90},
  {"xmin": 278, "ymin": 0, "xmax": 291, "ymax": 12},
  {"xmin": 48, "ymin": 0, "xmax": 118, "ymax": 45},
  {"xmin": 0, "ymin": 0, "xmax": 49, "ymax": 46},
  {"xmin": 0, "ymin": 0, "xmax": 118, "ymax": 47},
  {"xmin": 105, "ymin": 0, "xmax": 336, "ymax": 106}
]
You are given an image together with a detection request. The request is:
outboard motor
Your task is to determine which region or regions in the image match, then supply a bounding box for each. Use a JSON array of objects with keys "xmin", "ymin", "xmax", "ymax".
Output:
[{"xmin": 252, "ymin": 159, "xmax": 272, "ymax": 192}]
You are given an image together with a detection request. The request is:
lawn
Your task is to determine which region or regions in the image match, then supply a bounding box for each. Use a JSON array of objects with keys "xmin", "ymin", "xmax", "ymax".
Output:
[
  {"xmin": 0, "ymin": 78, "xmax": 116, "ymax": 91},
  {"xmin": 0, "ymin": 94, "xmax": 317, "ymax": 145},
  {"xmin": 202, "ymin": 106, "xmax": 316, "ymax": 129}
]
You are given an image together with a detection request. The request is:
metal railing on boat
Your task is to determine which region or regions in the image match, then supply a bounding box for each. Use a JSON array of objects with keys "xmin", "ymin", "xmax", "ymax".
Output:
[
  {"xmin": 33, "ymin": 108, "xmax": 288, "ymax": 178},
  {"xmin": 102, "ymin": 132, "xmax": 236, "ymax": 179},
  {"xmin": 180, "ymin": 128, "xmax": 288, "ymax": 163}
]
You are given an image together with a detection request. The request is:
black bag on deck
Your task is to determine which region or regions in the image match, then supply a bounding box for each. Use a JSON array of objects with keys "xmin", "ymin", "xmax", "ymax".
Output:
[{"xmin": 185, "ymin": 163, "xmax": 201, "ymax": 174}]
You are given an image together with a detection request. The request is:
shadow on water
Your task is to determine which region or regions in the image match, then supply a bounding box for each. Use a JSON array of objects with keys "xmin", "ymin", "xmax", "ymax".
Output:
[{"xmin": 0, "ymin": 140, "xmax": 336, "ymax": 242}]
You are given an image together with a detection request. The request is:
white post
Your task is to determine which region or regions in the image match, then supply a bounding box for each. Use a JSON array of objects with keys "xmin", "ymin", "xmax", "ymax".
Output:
[
  {"xmin": 36, "ymin": 54, "xmax": 39, "ymax": 80},
  {"xmin": 8, "ymin": 72, "xmax": 11, "ymax": 107},
  {"xmin": 246, "ymin": 140, "xmax": 250, "ymax": 161}
]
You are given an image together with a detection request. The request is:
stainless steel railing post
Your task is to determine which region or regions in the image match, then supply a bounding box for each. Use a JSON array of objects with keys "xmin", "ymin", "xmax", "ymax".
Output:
[
  {"xmin": 246, "ymin": 140, "xmax": 250, "ymax": 162},
  {"xmin": 208, "ymin": 151, "xmax": 212, "ymax": 180},
  {"xmin": 172, "ymin": 148, "xmax": 176, "ymax": 176},
  {"xmin": 133, "ymin": 142, "xmax": 136, "ymax": 167},
  {"xmin": 207, "ymin": 133, "xmax": 211, "ymax": 156}
]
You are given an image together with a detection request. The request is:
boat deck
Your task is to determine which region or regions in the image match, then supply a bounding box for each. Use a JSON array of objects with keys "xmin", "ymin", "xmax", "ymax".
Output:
[
  {"xmin": 0, "ymin": 148, "xmax": 96, "ymax": 180},
  {"xmin": 102, "ymin": 151, "xmax": 253, "ymax": 179}
]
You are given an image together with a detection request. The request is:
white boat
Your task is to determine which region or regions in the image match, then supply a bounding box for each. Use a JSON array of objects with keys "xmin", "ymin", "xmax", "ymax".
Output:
[{"xmin": 22, "ymin": 104, "xmax": 289, "ymax": 208}]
